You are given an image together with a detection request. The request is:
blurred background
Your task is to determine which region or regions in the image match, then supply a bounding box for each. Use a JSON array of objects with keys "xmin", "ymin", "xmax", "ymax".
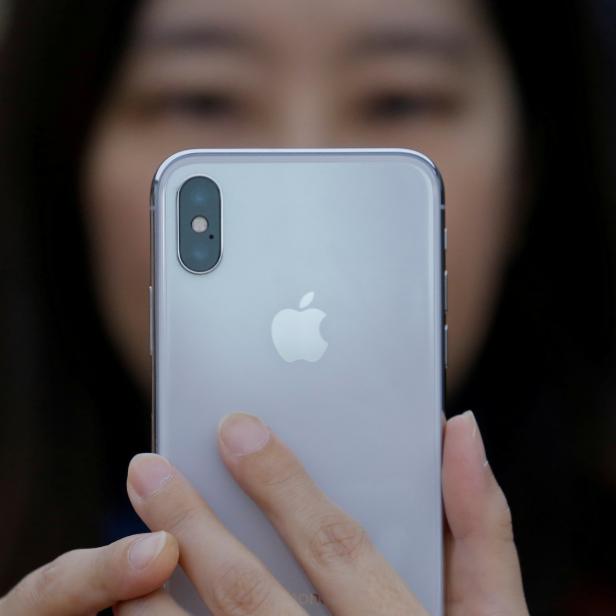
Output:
[{"xmin": 0, "ymin": 1, "xmax": 615, "ymax": 614}]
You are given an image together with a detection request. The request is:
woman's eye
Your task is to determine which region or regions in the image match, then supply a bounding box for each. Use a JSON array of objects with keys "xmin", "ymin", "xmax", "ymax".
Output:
[
  {"xmin": 360, "ymin": 92, "xmax": 453, "ymax": 121},
  {"xmin": 154, "ymin": 92, "xmax": 241, "ymax": 119}
]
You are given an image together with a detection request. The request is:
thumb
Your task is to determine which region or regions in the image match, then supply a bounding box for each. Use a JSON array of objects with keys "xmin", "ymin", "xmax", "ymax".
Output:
[
  {"xmin": 442, "ymin": 411, "xmax": 529, "ymax": 615},
  {"xmin": 0, "ymin": 531, "xmax": 179, "ymax": 615}
]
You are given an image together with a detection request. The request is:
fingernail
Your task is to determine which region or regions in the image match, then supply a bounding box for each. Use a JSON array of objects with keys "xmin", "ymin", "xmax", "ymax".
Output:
[
  {"xmin": 465, "ymin": 410, "xmax": 489, "ymax": 467},
  {"xmin": 218, "ymin": 412, "xmax": 270, "ymax": 457},
  {"xmin": 129, "ymin": 454, "xmax": 173, "ymax": 498},
  {"xmin": 128, "ymin": 532, "xmax": 166, "ymax": 570}
]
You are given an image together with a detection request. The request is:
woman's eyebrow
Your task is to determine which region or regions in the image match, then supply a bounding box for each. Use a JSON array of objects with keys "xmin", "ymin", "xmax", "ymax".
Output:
[
  {"xmin": 349, "ymin": 26, "xmax": 470, "ymax": 61},
  {"xmin": 134, "ymin": 24, "xmax": 261, "ymax": 55}
]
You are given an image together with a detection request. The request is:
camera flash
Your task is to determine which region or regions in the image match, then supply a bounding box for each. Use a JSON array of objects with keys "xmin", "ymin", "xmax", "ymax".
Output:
[{"xmin": 191, "ymin": 215, "xmax": 208, "ymax": 233}]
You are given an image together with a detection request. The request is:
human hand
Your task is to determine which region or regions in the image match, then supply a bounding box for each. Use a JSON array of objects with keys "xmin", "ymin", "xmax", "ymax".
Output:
[
  {"xmin": 0, "ymin": 531, "xmax": 179, "ymax": 615},
  {"xmin": 117, "ymin": 411, "xmax": 528, "ymax": 615}
]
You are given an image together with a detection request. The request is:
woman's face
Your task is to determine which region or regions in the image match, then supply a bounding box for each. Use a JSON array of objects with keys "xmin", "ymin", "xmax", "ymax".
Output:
[{"xmin": 84, "ymin": 0, "xmax": 523, "ymax": 393}]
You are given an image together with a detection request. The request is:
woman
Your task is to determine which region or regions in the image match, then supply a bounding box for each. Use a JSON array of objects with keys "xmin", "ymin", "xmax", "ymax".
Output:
[{"xmin": 0, "ymin": 0, "xmax": 614, "ymax": 613}]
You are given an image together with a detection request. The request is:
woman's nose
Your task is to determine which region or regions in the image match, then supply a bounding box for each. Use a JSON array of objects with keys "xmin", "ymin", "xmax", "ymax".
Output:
[{"xmin": 267, "ymin": 82, "xmax": 340, "ymax": 148}]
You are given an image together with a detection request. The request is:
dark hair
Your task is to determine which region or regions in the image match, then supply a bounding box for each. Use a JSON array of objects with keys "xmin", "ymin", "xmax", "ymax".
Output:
[
  {"xmin": 0, "ymin": 0, "xmax": 146, "ymax": 590},
  {"xmin": 0, "ymin": 1, "xmax": 614, "ymax": 613},
  {"xmin": 457, "ymin": 4, "xmax": 616, "ymax": 613}
]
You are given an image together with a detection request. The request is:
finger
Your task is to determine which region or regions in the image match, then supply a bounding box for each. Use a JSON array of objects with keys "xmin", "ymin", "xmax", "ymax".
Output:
[
  {"xmin": 127, "ymin": 454, "xmax": 307, "ymax": 616},
  {"xmin": 218, "ymin": 412, "xmax": 428, "ymax": 616},
  {"xmin": 442, "ymin": 411, "xmax": 529, "ymax": 614},
  {"xmin": 114, "ymin": 588, "xmax": 189, "ymax": 616},
  {"xmin": 0, "ymin": 532, "xmax": 178, "ymax": 616}
]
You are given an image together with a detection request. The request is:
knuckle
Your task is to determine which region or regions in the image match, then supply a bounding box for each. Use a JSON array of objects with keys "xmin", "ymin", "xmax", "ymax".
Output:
[
  {"xmin": 30, "ymin": 558, "xmax": 64, "ymax": 603},
  {"xmin": 3, "ymin": 546, "xmax": 116, "ymax": 613},
  {"xmin": 250, "ymin": 454, "xmax": 305, "ymax": 490},
  {"xmin": 212, "ymin": 563, "xmax": 271, "ymax": 616},
  {"xmin": 308, "ymin": 513, "xmax": 370, "ymax": 567},
  {"xmin": 162, "ymin": 503, "xmax": 203, "ymax": 536},
  {"xmin": 14, "ymin": 555, "xmax": 66, "ymax": 608}
]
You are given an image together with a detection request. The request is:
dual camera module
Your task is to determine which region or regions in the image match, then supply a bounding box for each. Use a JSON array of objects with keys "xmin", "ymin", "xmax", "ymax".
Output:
[{"xmin": 178, "ymin": 176, "xmax": 222, "ymax": 273}]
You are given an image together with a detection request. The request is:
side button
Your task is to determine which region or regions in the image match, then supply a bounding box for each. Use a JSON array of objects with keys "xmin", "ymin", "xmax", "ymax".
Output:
[
  {"xmin": 148, "ymin": 286, "xmax": 153, "ymax": 356},
  {"xmin": 444, "ymin": 324, "xmax": 448, "ymax": 370},
  {"xmin": 443, "ymin": 227, "xmax": 448, "ymax": 251},
  {"xmin": 443, "ymin": 270, "xmax": 448, "ymax": 313}
]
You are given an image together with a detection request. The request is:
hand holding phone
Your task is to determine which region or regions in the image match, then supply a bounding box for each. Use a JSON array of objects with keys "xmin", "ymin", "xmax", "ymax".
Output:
[
  {"xmin": 0, "ymin": 411, "xmax": 528, "ymax": 615},
  {"xmin": 118, "ymin": 411, "xmax": 528, "ymax": 615}
]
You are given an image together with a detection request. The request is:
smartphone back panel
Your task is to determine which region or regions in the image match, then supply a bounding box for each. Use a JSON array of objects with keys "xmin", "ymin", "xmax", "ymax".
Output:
[{"xmin": 152, "ymin": 149, "xmax": 445, "ymax": 615}]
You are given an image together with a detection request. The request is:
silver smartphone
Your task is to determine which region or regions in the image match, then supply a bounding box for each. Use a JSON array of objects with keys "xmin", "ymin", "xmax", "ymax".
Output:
[{"xmin": 151, "ymin": 149, "xmax": 446, "ymax": 615}]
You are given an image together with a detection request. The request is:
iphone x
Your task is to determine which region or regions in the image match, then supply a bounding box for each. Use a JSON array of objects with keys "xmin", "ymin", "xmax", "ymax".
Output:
[{"xmin": 151, "ymin": 149, "xmax": 446, "ymax": 615}]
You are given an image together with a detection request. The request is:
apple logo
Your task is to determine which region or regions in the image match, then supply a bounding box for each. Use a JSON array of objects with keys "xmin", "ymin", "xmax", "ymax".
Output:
[{"xmin": 271, "ymin": 292, "xmax": 328, "ymax": 363}]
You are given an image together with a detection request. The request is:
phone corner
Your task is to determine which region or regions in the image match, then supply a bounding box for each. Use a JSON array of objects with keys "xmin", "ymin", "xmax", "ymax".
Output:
[
  {"xmin": 153, "ymin": 149, "xmax": 203, "ymax": 187},
  {"xmin": 387, "ymin": 149, "xmax": 445, "ymax": 207}
]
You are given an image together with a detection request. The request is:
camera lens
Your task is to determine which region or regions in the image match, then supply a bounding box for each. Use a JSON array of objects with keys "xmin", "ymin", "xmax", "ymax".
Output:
[
  {"xmin": 178, "ymin": 177, "xmax": 222, "ymax": 273},
  {"xmin": 192, "ymin": 245, "xmax": 209, "ymax": 260},
  {"xmin": 191, "ymin": 216, "xmax": 208, "ymax": 233},
  {"xmin": 182, "ymin": 180, "xmax": 208, "ymax": 205}
]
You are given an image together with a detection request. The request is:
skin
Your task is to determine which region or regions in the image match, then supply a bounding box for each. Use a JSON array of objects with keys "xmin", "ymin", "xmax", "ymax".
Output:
[
  {"xmin": 2, "ymin": 0, "xmax": 530, "ymax": 612},
  {"xmin": 0, "ymin": 532, "xmax": 179, "ymax": 614}
]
